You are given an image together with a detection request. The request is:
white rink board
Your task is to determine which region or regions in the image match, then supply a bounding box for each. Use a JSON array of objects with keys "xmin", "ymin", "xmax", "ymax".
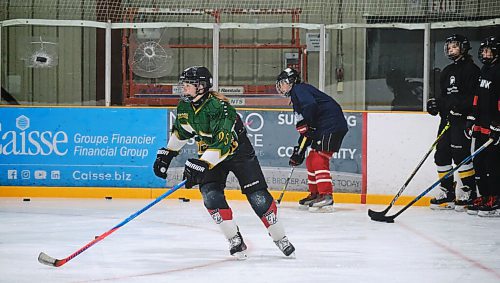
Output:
[{"xmin": 367, "ymin": 113, "xmax": 441, "ymax": 196}]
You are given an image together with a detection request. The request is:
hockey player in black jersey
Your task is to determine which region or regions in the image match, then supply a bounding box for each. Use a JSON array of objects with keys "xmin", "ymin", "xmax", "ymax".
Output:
[
  {"xmin": 464, "ymin": 36, "xmax": 500, "ymax": 217},
  {"xmin": 427, "ymin": 34, "xmax": 480, "ymax": 211},
  {"xmin": 276, "ymin": 68, "xmax": 348, "ymax": 213},
  {"xmin": 153, "ymin": 66, "xmax": 295, "ymax": 258}
]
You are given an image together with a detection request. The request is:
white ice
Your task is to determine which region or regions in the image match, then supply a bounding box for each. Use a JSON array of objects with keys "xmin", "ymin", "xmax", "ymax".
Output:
[{"xmin": 1, "ymin": 197, "xmax": 500, "ymax": 283}]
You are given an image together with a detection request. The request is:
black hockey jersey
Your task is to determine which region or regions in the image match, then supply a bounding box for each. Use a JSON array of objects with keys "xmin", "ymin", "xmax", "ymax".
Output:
[
  {"xmin": 437, "ymin": 56, "xmax": 480, "ymax": 119},
  {"xmin": 471, "ymin": 62, "xmax": 500, "ymax": 132}
]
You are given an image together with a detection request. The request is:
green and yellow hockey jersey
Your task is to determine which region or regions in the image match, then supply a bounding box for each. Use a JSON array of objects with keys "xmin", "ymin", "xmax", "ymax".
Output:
[{"xmin": 166, "ymin": 93, "xmax": 238, "ymax": 168}]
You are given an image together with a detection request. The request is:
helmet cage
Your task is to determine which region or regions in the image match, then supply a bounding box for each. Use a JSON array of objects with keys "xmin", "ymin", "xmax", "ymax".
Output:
[
  {"xmin": 478, "ymin": 36, "xmax": 500, "ymax": 65},
  {"xmin": 178, "ymin": 66, "xmax": 212, "ymax": 102},
  {"xmin": 275, "ymin": 68, "xmax": 301, "ymax": 97},
  {"xmin": 444, "ymin": 34, "xmax": 471, "ymax": 60},
  {"xmin": 276, "ymin": 79, "xmax": 292, "ymax": 97}
]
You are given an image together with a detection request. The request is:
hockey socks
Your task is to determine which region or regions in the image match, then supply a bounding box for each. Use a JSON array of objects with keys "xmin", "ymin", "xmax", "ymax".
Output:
[
  {"xmin": 208, "ymin": 208, "xmax": 247, "ymax": 259},
  {"xmin": 306, "ymin": 150, "xmax": 334, "ymax": 195},
  {"xmin": 259, "ymin": 201, "xmax": 296, "ymax": 257}
]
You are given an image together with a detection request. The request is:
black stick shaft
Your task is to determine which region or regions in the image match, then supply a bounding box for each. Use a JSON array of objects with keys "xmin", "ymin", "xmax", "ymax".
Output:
[
  {"xmin": 387, "ymin": 122, "xmax": 450, "ymax": 207},
  {"xmin": 276, "ymin": 136, "xmax": 308, "ymax": 204},
  {"xmin": 368, "ymin": 122, "xmax": 450, "ymax": 218},
  {"xmin": 385, "ymin": 138, "xmax": 493, "ymax": 222}
]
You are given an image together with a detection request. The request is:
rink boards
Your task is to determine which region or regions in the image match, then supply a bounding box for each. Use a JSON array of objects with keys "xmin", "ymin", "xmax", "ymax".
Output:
[{"xmin": 0, "ymin": 106, "xmax": 439, "ymax": 205}]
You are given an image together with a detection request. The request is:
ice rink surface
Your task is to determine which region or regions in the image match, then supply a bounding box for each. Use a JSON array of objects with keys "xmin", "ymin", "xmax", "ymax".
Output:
[{"xmin": 1, "ymin": 197, "xmax": 500, "ymax": 283}]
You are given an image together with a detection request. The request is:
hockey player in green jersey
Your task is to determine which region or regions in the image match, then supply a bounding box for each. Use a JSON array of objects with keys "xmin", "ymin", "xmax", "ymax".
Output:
[{"xmin": 153, "ymin": 66, "xmax": 295, "ymax": 259}]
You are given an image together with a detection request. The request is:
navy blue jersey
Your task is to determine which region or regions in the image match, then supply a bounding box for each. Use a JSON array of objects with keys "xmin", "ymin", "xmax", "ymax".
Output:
[{"xmin": 290, "ymin": 83, "xmax": 348, "ymax": 139}]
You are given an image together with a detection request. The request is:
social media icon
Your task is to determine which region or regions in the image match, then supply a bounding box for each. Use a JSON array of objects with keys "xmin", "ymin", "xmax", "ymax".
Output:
[
  {"xmin": 51, "ymin": 170, "xmax": 61, "ymax": 180},
  {"xmin": 34, "ymin": 170, "xmax": 47, "ymax": 180},
  {"xmin": 21, "ymin": 170, "xmax": 30, "ymax": 179},
  {"xmin": 7, "ymin": 170, "xmax": 17, "ymax": 180}
]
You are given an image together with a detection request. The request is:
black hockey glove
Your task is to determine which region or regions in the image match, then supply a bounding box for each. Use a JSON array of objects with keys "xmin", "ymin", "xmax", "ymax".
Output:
[
  {"xmin": 464, "ymin": 116, "xmax": 475, "ymax": 140},
  {"xmin": 489, "ymin": 124, "xmax": 500, "ymax": 146},
  {"xmin": 153, "ymin": 147, "xmax": 178, "ymax": 179},
  {"xmin": 427, "ymin": 98, "xmax": 439, "ymax": 116},
  {"xmin": 289, "ymin": 146, "xmax": 306, "ymax": 166},
  {"xmin": 183, "ymin": 158, "xmax": 209, "ymax": 188},
  {"xmin": 296, "ymin": 120, "xmax": 316, "ymax": 138}
]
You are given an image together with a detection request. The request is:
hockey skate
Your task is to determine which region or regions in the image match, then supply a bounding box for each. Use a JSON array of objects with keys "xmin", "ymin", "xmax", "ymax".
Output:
[
  {"xmin": 454, "ymin": 186, "xmax": 475, "ymax": 212},
  {"xmin": 228, "ymin": 230, "xmax": 247, "ymax": 260},
  {"xmin": 308, "ymin": 194, "xmax": 334, "ymax": 213},
  {"xmin": 298, "ymin": 193, "xmax": 318, "ymax": 210},
  {"xmin": 478, "ymin": 196, "xmax": 500, "ymax": 217},
  {"xmin": 466, "ymin": 196, "xmax": 485, "ymax": 215},
  {"xmin": 430, "ymin": 187, "xmax": 455, "ymax": 210},
  {"xmin": 274, "ymin": 236, "xmax": 296, "ymax": 258}
]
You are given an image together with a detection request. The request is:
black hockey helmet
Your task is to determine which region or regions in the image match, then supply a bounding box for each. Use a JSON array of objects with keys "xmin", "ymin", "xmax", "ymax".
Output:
[
  {"xmin": 179, "ymin": 66, "xmax": 213, "ymax": 89},
  {"xmin": 179, "ymin": 66, "xmax": 213, "ymax": 102},
  {"xmin": 478, "ymin": 36, "xmax": 500, "ymax": 65},
  {"xmin": 444, "ymin": 34, "xmax": 471, "ymax": 60},
  {"xmin": 276, "ymin": 68, "xmax": 301, "ymax": 97}
]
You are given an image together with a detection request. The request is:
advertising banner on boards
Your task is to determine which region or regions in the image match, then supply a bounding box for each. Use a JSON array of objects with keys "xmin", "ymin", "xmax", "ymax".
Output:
[
  {"xmin": 0, "ymin": 108, "xmax": 167, "ymax": 187},
  {"xmin": 0, "ymin": 107, "xmax": 362, "ymax": 193},
  {"xmin": 168, "ymin": 110, "xmax": 363, "ymax": 193}
]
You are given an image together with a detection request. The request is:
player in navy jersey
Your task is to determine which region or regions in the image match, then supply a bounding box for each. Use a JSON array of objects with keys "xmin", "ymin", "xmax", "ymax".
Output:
[{"xmin": 276, "ymin": 68, "xmax": 348, "ymax": 213}]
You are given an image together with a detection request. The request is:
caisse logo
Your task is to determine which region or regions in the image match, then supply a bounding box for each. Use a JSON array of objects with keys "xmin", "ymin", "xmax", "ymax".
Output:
[{"xmin": 0, "ymin": 115, "xmax": 69, "ymax": 156}]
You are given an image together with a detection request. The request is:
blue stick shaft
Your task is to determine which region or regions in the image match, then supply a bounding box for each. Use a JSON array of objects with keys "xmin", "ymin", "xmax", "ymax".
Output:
[
  {"xmin": 41, "ymin": 179, "xmax": 187, "ymax": 267},
  {"xmin": 387, "ymin": 139, "xmax": 493, "ymax": 221},
  {"xmin": 113, "ymin": 180, "xmax": 187, "ymax": 229}
]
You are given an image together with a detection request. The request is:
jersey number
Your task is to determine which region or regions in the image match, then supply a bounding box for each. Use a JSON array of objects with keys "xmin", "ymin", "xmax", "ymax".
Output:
[{"xmin": 218, "ymin": 132, "xmax": 230, "ymax": 145}]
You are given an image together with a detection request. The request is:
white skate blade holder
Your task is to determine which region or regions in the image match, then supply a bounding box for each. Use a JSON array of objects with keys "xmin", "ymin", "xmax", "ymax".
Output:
[
  {"xmin": 298, "ymin": 204, "xmax": 309, "ymax": 210},
  {"xmin": 232, "ymin": 251, "xmax": 248, "ymax": 260},
  {"xmin": 430, "ymin": 203, "xmax": 455, "ymax": 210},
  {"xmin": 309, "ymin": 206, "xmax": 334, "ymax": 213}
]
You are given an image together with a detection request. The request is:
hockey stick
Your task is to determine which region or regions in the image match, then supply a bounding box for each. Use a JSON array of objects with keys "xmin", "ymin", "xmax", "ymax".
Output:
[
  {"xmin": 38, "ymin": 179, "xmax": 187, "ymax": 267},
  {"xmin": 372, "ymin": 138, "xmax": 493, "ymax": 223},
  {"xmin": 276, "ymin": 166, "xmax": 295, "ymax": 204},
  {"xmin": 276, "ymin": 137, "xmax": 308, "ymax": 204},
  {"xmin": 368, "ymin": 122, "xmax": 450, "ymax": 220}
]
